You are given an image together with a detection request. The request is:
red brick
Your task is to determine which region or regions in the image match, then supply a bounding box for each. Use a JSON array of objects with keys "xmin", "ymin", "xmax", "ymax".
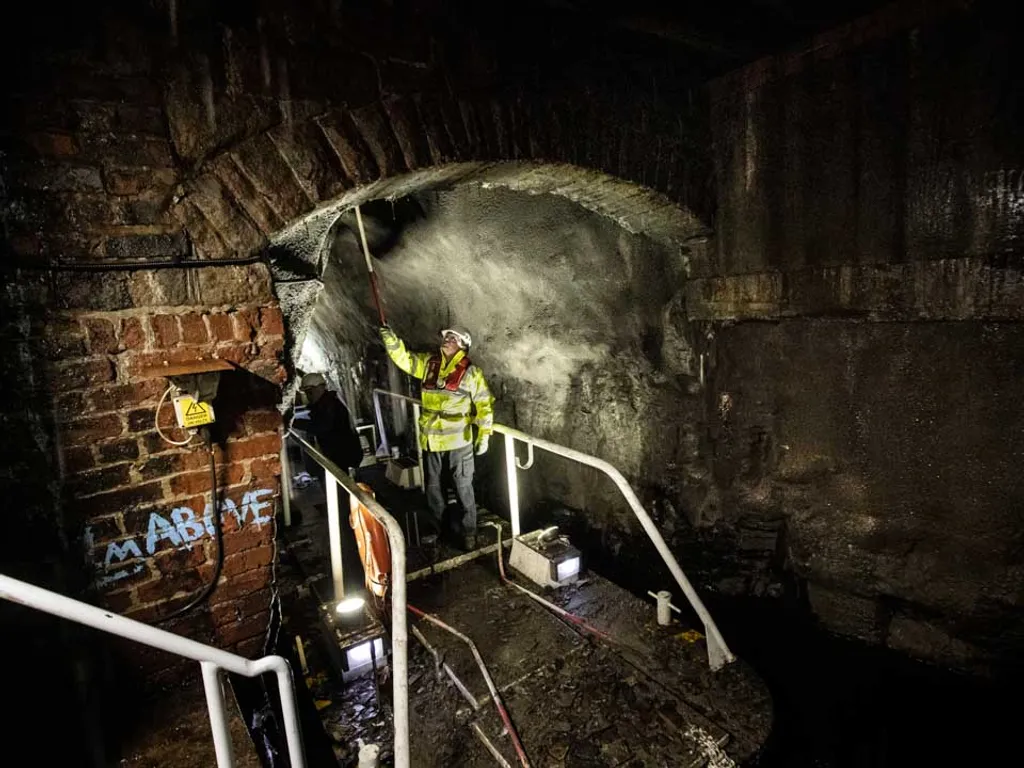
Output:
[
  {"xmin": 224, "ymin": 434, "xmax": 281, "ymax": 462},
  {"xmin": 214, "ymin": 609, "xmax": 271, "ymax": 647},
  {"xmin": 62, "ymin": 414, "xmax": 124, "ymax": 444},
  {"xmin": 152, "ymin": 542, "xmax": 213, "ymax": 573},
  {"xmin": 210, "ymin": 588, "xmax": 272, "ymax": 628},
  {"xmin": 83, "ymin": 514, "xmax": 125, "ymax": 547},
  {"xmin": 97, "ymin": 439, "xmax": 140, "ymax": 464},
  {"xmin": 63, "ymin": 445, "xmax": 95, "ymax": 474},
  {"xmin": 121, "ymin": 317, "xmax": 146, "ymax": 350},
  {"xmin": 247, "ymin": 359, "xmax": 287, "ymax": 384},
  {"xmin": 83, "ymin": 318, "xmax": 118, "ymax": 354},
  {"xmin": 150, "ymin": 314, "xmax": 180, "ymax": 348},
  {"xmin": 244, "ymin": 410, "xmax": 282, "ymax": 435},
  {"xmin": 235, "ymin": 636, "xmax": 265, "ymax": 659},
  {"xmin": 231, "ymin": 308, "xmax": 259, "ymax": 342},
  {"xmin": 122, "ymin": 494, "xmax": 206, "ymax": 535},
  {"xmin": 59, "ymin": 358, "xmax": 115, "ymax": 390},
  {"xmin": 205, "ymin": 313, "xmax": 233, "ymax": 341},
  {"xmin": 209, "ymin": 565, "xmax": 272, "ymax": 605},
  {"xmin": 68, "ymin": 464, "xmax": 131, "ymax": 497},
  {"xmin": 256, "ymin": 336, "xmax": 285, "ymax": 361},
  {"xmin": 90, "ymin": 380, "xmax": 165, "ymax": 412},
  {"xmin": 136, "ymin": 566, "xmax": 207, "ymax": 604},
  {"xmin": 55, "ymin": 391, "xmax": 88, "ymax": 421},
  {"xmin": 74, "ymin": 482, "xmax": 164, "ymax": 517},
  {"xmin": 100, "ymin": 589, "xmax": 137, "ymax": 614},
  {"xmin": 250, "ymin": 456, "xmax": 281, "ymax": 483},
  {"xmin": 221, "ymin": 546, "xmax": 274, "ymax": 578},
  {"xmin": 179, "ymin": 313, "xmax": 208, "ymax": 344},
  {"xmin": 221, "ymin": 524, "xmax": 273, "ymax": 558},
  {"xmin": 169, "ymin": 463, "xmax": 245, "ymax": 496},
  {"xmin": 211, "ymin": 343, "xmax": 255, "ymax": 366},
  {"xmin": 104, "ymin": 167, "xmax": 178, "ymax": 196},
  {"xmin": 259, "ymin": 306, "xmax": 284, "ymax": 337},
  {"xmin": 29, "ymin": 132, "xmax": 77, "ymax": 156}
]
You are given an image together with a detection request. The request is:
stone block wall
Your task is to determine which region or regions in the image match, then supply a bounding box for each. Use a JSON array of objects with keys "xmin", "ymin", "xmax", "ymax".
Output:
[{"xmin": 685, "ymin": 1, "xmax": 1024, "ymax": 674}]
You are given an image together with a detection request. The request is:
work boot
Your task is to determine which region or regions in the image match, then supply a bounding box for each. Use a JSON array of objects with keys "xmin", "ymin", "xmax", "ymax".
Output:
[{"xmin": 459, "ymin": 531, "xmax": 477, "ymax": 552}]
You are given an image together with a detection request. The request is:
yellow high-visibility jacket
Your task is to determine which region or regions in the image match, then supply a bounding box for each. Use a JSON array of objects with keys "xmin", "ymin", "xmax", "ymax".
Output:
[{"xmin": 382, "ymin": 329, "xmax": 494, "ymax": 452}]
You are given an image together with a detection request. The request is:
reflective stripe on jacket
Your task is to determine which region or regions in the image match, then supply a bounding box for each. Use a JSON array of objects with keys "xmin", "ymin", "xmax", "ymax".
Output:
[{"xmin": 383, "ymin": 330, "xmax": 494, "ymax": 452}]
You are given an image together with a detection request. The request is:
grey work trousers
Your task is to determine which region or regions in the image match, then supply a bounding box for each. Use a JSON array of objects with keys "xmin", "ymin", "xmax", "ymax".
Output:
[{"xmin": 424, "ymin": 444, "xmax": 477, "ymax": 535}]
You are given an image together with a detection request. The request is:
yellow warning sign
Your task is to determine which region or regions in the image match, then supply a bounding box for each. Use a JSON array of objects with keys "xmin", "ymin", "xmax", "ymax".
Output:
[{"xmin": 173, "ymin": 395, "xmax": 216, "ymax": 428}]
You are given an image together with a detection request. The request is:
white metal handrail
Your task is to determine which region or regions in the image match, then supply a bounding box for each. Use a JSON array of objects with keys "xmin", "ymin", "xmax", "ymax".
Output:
[
  {"xmin": 372, "ymin": 387, "xmax": 736, "ymax": 671},
  {"xmin": 286, "ymin": 431, "xmax": 410, "ymax": 768},
  {"xmin": 0, "ymin": 573, "xmax": 306, "ymax": 768}
]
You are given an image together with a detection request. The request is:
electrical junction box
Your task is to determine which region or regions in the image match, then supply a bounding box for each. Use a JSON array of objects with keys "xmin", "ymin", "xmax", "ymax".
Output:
[{"xmin": 509, "ymin": 527, "xmax": 582, "ymax": 589}]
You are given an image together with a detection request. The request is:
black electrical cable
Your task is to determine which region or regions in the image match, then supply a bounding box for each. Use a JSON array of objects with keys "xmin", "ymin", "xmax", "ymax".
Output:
[
  {"xmin": 158, "ymin": 427, "xmax": 224, "ymax": 623},
  {"xmin": 4, "ymin": 254, "xmax": 266, "ymax": 273}
]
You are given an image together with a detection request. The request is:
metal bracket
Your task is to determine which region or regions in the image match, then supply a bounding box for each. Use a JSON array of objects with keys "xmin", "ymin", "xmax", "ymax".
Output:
[{"xmin": 515, "ymin": 440, "xmax": 535, "ymax": 470}]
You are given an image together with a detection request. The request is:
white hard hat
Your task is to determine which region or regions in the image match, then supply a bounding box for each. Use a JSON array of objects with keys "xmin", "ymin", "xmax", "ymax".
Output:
[
  {"xmin": 440, "ymin": 326, "xmax": 472, "ymax": 349},
  {"xmin": 300, "ymin": 372, "xmax": 326, "ymax": 389}
]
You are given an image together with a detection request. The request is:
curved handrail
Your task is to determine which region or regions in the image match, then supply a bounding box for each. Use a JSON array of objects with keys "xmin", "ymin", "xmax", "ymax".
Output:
[
  {"xmin": 287, "ymin": 431, "xmax": 411, "ymax": 768},
  {"xmin": 0, "ymin": 573, "xmax": 306, "ymax": 767},
  {"xmin": 371, "ymin": 388, "xmax": 735, "ymax": 670}
]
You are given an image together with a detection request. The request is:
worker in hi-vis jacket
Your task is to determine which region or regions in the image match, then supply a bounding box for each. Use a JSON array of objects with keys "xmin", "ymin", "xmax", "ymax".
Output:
[{"xmin": 380, "ymin": 324, "xmax": 494, "ymax": 551}]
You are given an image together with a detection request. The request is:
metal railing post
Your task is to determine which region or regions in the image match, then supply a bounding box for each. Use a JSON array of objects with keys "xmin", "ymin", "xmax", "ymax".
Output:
[
  {"xmin": 0, "ymin": 574, "xmax": 307, "ymax": 768},
  {"xmin": 326, "ymin": 470, "xmax": 345, "ymax": 600},
  {"xmin": 201, "ymin": 662, "xmax": 235, "ymax": 768},
  {"xmin": 287, "ymin": 433, "xmax": 409, "ymax": 768},
  {"xmin": 370, "ymin": 388, "xmax": 736, "ymax": 671},
  {"xmin": 412, "ymin": 402, "xmax": 425, "ymax": 491},
  {"xmin": 504, "ymin": 433, "xmax": 521, "ymax": 536},
  {"xmin": 280, "ymin": 439, "xmax": 292, "ymax": 527}
]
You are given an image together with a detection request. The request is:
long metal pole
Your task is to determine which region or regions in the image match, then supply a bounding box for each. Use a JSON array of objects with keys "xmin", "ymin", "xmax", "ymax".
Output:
[
  {"xmin": 201, "ymin": 662, "xmax": 235, "ymax": 768},
  {"xmin": 280, "ymin": 439, "xmax": 292, "ymax": 527},
  {"xmin": 326, "ymin": 471, "xmax": 345, "ymax": 600},
  {"xmin": 288, "ymin": 432, "xmax": 409, "ymax": 768}
]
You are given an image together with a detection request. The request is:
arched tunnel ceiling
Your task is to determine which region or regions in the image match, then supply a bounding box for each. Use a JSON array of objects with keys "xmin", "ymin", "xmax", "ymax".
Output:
[{"xmin": 270, "ymin": 161, "xmax": 710, "ymax": 283}]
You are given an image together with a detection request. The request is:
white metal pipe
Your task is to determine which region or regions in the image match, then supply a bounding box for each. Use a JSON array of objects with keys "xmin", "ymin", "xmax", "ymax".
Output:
[
  {"xmin": 280, "ymin": 440, "xmax": 292, "ymax": 527},
  {"xmin": 371, "ymin": 389, "xmax": 735, "ymax": 671},
  {"xmin": 326, "ymin": 471, "xmax": 345, "ymax": 600},
  {"xmin": 0, "ymin": 574, "xmax": 306, "ymax": 768},
  {"xmin": 504, "ymin": 434, "xmax": 521, "ymax": 536},
  {"xmin": 288, "ymin": 432, "xmax": 410, "ymax": 768},
  {"xmin": 201, "ymin": 662, "xmax": 235, "ymax": 768},
  {"xmin": 412, "ymin": 402, "xmax": 425, "ymax": 491}
]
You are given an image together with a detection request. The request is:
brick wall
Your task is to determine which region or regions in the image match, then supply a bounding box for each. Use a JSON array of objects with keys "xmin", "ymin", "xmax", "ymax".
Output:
[{"xmin": 46, "ymin": 264, "xmax": 286, "ymax": 666}]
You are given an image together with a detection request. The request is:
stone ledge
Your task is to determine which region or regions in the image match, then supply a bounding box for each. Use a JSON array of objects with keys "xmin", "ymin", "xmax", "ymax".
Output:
[{"xmin": 686, "ymin": 256, "xmax": 1024, "ymax": 321}]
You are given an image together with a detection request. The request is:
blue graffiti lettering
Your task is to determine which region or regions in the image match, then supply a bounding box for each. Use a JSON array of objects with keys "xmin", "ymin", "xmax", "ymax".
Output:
[
  {"xmin": 104, "ymin": 538, "xmax": 144, "ymax": 566},
  {"xmin": 145, "ymin": 513, "xmax": 183, "ymax": 555},
  {"xmin": 171, "ymin": 506, "xmax": 207, "ymax": 546}
]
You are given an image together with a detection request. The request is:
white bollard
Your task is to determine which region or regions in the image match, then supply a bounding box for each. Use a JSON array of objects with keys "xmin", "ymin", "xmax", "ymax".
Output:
[{"xmin": 656, "ymin": 590, "xmax": 673, "ymax": 626}]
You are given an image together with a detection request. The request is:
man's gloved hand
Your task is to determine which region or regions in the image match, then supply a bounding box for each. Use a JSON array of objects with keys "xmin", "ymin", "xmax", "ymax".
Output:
[
  {"xmin": 380, "ymin": 325, "xmax": 397, "ymax": 345},
  {"xmin": 475, "ymin": 436, "xmax": 489, "ymax": 456}
]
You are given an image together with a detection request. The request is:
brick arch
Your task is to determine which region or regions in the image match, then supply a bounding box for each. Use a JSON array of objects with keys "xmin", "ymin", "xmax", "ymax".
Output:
[{"xmin": 171, "ymin": 102, "xmax": 713, "ymax": 270}]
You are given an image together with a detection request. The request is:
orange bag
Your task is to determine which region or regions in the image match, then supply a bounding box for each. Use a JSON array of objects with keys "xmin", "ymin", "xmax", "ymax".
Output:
[{"xmin": 348, "ymin": 483, "xmax": 392, "ymax": 599}]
